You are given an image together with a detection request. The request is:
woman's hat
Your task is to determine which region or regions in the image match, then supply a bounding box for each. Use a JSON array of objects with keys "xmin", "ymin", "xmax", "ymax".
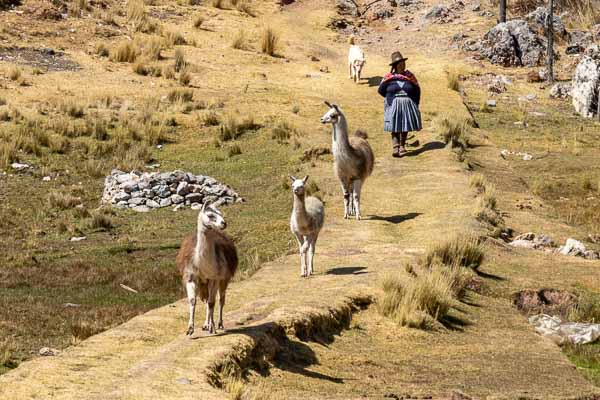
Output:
[{"xmin": 389, "ymin": 51, "xmax": 408, "ymax": 66}]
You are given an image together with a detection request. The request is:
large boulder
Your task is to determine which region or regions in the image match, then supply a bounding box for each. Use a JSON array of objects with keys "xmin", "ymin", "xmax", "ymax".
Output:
[
  {"xmin": 480, "ymin": 20, "xmax": 546, "ymax": 67},
  {"xmin": 336, "ymin": 0, "xmax": 359, "ymax": 16},
  {"xmin": 572, "ymin": 44, "xmax": 600, "ymax": 118},
  {"xmin": 525, "ymin": 7, "xmax": 568, "ymax": 39},
  {"xmin": 566, "ymin": 30, "xmax": 594, "ymax": 55}
]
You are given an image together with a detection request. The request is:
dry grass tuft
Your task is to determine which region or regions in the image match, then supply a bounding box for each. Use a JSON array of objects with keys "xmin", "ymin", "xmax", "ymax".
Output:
[
  {"xmin": 271, "ymin": 120, "xmax": 295, "ymax": 143},
  {"xmin": 143, "ymin": 36, "xmax": 163, "ymax": 61},
  {"xmin": 61, "ymin": 100, "xmax": 86, "ymax": 118},
  {"xmin": 179, "ymin": 67, "xmax": 192, "ymax": 86},
  {"xmin": 0, "ymin": 140, "xmax": 18, "ymax": 169},
  {"xmin": 236, "ymin": 0, "xmax": 255, "ymax": 16},
  {"xmin": 447, "ymin": 71, "xmax": 460, "ymax": 91},
  {"xmin": 437, "ymin": 116, "xmax": 470, "ymax": 149},
  {"xmin": 83, "ymin": 159, "xmax": 105, "ymax": 178},
  {"xmin": 71, "ymin": 319, "xmax": 104, "ymax": 343},
  {"xmin": 225, "ymin": 377, "xmax": 245, "ymax": 400},
  {"xmin": 164, "ymin": 30, "xmax": 187, "ymax": 47},
  {"xmin": 89, "ymin": 212, "xmax": 114, "ymax": 230},
  {"xmin": 231, "ymin": 29, "xmax": 248, "ymax": 50},
  {"xmin": 126, "ymin": 0, "xmax": 157, "ymax": 33},
  {"xmin": 193, "ymin": 14, "xmax": 205, "ymax": 29},
  {"xmin": 111, "ymin": 41, "xmax": 138, "ymax": 63},
  {"xmin": 168, "ymin": 88, "xmax": 194, "ymax": 103},
  {"xmin": 469, "ymin": 173, "xmax": 486, "ymax": 193},
  {"xmin": 96, "ymin": 43, "xmax": 110, "ymax": 57},
  {"xmin": 133, "ymin": 62, "xmax": 149, "ymax": 76},
  {"xmin": 569, "ymin": 291, "xmax": 600, "ymax": 323},
  {"xmin": 174, "ymin": 48, "xmax": 186, "ymax": 72},
  {"xmin": 48, "ymin": 191, "xmax": 82, "ymax": 209},
  {"xmin": 227, "ymin": 144, "xmax": 242, "ymax": 157},
  {"xmin": 219, "ymin": 116, "xmax": 258, "ymax": 141},
  {"xmin": 212, "ymin": 0, "xmax": 224, "ymax": 8},
  {"xmin": 423, "ymin": 234, "xmax": 484, "ymax": 270},
  {"xmin": 203, "ymin": 111, "xmax": 220, "ymax": 126},
  {"xmin": 260, "ymin": 27, "xmax": 279, "ymax": 56},
  {"xmin": 8, "ymin": 65, "xmax": 21, "ymax": 81}
]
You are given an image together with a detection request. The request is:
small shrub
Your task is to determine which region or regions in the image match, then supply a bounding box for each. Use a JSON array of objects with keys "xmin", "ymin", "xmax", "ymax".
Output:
[
  {"xmin": 261, "ymin": 27, "xmax": 279, "ymax": 56},
  {"xmin": 469, "ymin": 173, "xmax": 486, "ymax": 193},
  {"xmin": 89, "ymin": 212, "xmax": 114, "ymax": 230},
  {"xmin": 438, "ymin": 116, "xmax": 470, "ymax": 149},
  {"xmin": 203, "ymin": 111, "xmax": 220, "ymax": 126},
  {"xmin": 0, "ymin": 141, "xmax": 18, "ymax": 169},
  {"xmin": 291, "ymin": 105, "xmax": 300, "ymax": 114},
  {"xmin": 174, "ymin": 48, "xmax": 186, "ymax": 72},
  {"xmin": 49, "ymin": 135, "xmax": 70, "ymax": 154},
  {"xmin": 227, "ymin": 144, "xmax": 242, "ymax": 157},
  {"xmin": 8, "ymin": 66, "xmax": 21, "ymax": 81},
  {"xmin": 168, "ymin": 88, "xmax": 194, "ymax": 103},
  {"xmin": 219, "ymin": 116, "xmax": 258, "ymax": 141},
  {"xmin": 96, "ymin": 43, "xmax": 110, "ymax": 57},
  {"xmin": 569, "ymin": 291, "xmax": 600, "ymax": 323},
  {"xmin": 179, "ymin": 67, "xmax": 192, "ymax": 86},
  {"xmin": 48, "ymin": 191, "xmax": 82, "ymax": 209},
  {"xmin": 133, "ymin": 62, "xmax": 149, "ymax": 76},
  {"xmin": 231, "ymin": 29, "xmax": 248, "ymax": 50},
  {"xmin": 236, "ymin": 0, "xmax": 255, "ymax": 16},
  {"xmin": 423, "ymin": 234, "xmax": 484, "ymax": 270},
  {"xmin": 164, "ymin": 30, "xmax": 187, "ymax": 47},
  {"xmin": 111, "ymin": 41, "xmax": 138, "ymax": 63},
  {"xmin": 193, "ymin": 15, "xmax": 205, "ymax": 29},
  {"xmin": 447, "ymin": 70, "xmax": 460, "ymax": 91},
  {"xmin": 271, "ymin": 121, "xmax": 294, "ymax": 143}
]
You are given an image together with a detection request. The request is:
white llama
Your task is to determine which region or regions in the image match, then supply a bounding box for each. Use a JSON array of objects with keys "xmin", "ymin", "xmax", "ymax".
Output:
[
  {"xmin": 348, "ymin": 45, "xmax": 366, "ymax": 84},
  {"xmin": 176, "ymin": 203, "xmax": 238, "ymax": 335},
  {"xmin": 289, "ymin": 176, "xmax": 325, "ymax": 277}
]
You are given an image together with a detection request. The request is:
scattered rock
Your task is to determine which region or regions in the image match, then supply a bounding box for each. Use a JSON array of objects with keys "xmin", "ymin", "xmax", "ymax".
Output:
[
  {"xmin": 549, "ymin": 82, "xmax": 572, "ymax": 98},
  {"xmin": 486, "ymin": 99, "xmax": 497, "ymax": 107},
  {"xmin": 176, "ymin": 377, "xmax": 192, "ymax": 385},
  {"xmin": 513, "ymin": 288, "xmax": 577, "ymax": 318},
  {"xmin": 487, "ymin": 75, "xmax": 511, "ymax": 93},
  {"xmin": 509, "ymin": 232, "xmax": 554, "ymax": 249},
  {"xmin": 470, "ymin": 3, "xmax": 480, "ymax": 11},
  {"xmin": 558, "ymin": 238, "xmax": 587, "ymax": 256},
  {"xmin": 69, "ymin": 236, "xmax": 87, "ymax": 242},
  {"xmin": 336, "ymin": 0, "xmax": 359, "ymax": 16},
  {"xmin": 11, "ymin": 162, "xmax": 30, "ymax": 171},
  {"xmin": 422, "ymin": 4, "xmax": 454, "ymax": 23},
  {"xmin": 42, "ymin": 176, "xmax": 51, "ymax": 181},
  {"xmin": 526, "ymin": 70, "xmax": 544, "ymax": 83},
  {"xmin": 567, "ymin": 30, "xmax": 593, "ymax": 55},
  {"xmin": 572, "ymin": 44, "xmax": 600, "ymax": 118},
  {"xmin": 0, "ymin": 46, "xmax": 80, "ymax": 72},
  {"xmin": 525, "ymin": 7, "xmax": 568, "ymax": 39},
  {"xmin": 63, "ymin": 303, "xmax": 81, "ymax": 308},
  {"xmin": 102, "ymin": 170, "xmax": 241, "ymax": 211},
  {"xmin": 480, "ymin": 20, "xmax": 546, "ymax": 67},
  {"xmin": 39, "ymin": 347, "xmax": 59, "ymax": 357}
]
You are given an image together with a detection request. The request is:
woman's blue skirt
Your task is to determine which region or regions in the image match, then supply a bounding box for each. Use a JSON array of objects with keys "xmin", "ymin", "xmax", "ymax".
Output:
[{"xmin": 384, "ymin": 96, "xmax": 422, "ymax": 133}]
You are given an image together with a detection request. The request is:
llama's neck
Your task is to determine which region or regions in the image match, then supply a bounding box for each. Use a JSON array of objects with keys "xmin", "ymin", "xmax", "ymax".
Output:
[
  {"xmin": 292, "ymin": 193, "xmax": 308, "ymax": 222},
  {"xmin": 194, "ymin": 219, "xmax": 213, "ymax": 262},
  {"xmin": 332, "ymin": 114, "xmax": 352, "ymax": 157}
]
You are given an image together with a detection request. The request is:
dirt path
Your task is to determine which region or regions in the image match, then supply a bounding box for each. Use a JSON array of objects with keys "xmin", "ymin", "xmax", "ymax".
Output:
[{"xmin": 0, "ymin": 2, "xmax": 598, "ymax": 399}]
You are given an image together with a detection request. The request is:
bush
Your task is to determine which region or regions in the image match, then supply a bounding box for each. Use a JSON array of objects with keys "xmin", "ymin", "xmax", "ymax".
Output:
[
  {"xmin": 447, "ymin": 70, "xmax": 460, "ymax": 91},
  {"xmin": 168, "ymin": 88, "xmax": 193, "ymax": 103},
  {"xmin": 96, "ymin": 43, "xmax": 109, "ymax": 57},
  {"xmin": 231, "ymin": 29, "xmax": 248, "ymax": 50},
  {"xmin": 219, "ymin": 116, "xmax": 258, "ymax": 141},
  {"xmin": 179, "ymin": 67, "xmax": 192, "ymax": 86},
  {"xmin": 260, "ymin": 27, "xmax": 279, "ymax": 56},
  {"xmin": 193, "ymin": 15, "xmax": 204, "ymax": 29},
  {"xmin": 437, "ymin": 116, "xmax": 470, "ymax": 149},
  {"xmin": 423, "ymin": 234, "xmax": 484, "ymax": 270},
  {"xmin": 174, "ymin": 48, "xmax": 186, "ymax": 72},
  {"xmin": 8, "ymin": 66, "xmax": 21, "ymax": 81},
  {"xmin": 111, "ymin": 41, "xmax": 138, "ymax": 63},
  {"xmin": 89, "ymin": 212, "xmax": 114, "ymax": 230},
  {"xmin": 227, "ymin": 144, "xmax": 242, "ymax": 157},
  {"xmin": 48, "ymin": 191, "xmax": 82, "ymax": 209}
]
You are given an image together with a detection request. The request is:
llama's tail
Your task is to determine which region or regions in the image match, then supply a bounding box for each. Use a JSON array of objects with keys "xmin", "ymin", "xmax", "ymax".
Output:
[
  {"xmin": 354, "ymin": 129, "xmax": 368, "ymax": 139},
  {"xmin": 348, "ymin": 35, "xmax": 355, "ymax": 45}
]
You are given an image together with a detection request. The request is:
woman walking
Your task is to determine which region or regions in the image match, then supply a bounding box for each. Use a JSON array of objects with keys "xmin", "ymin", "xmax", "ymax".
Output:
[{"xmin": 378, "ymin": 51, "xmax": 422, "ymax": 158}]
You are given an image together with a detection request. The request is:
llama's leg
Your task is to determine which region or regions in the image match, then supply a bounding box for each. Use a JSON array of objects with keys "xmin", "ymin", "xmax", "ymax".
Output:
[
  {"xmin": 353, "ymin": 180, "xmax": 363, "ymax": 220},
  {"xmin": 217, "ymin": 280, "xmax": 228, "ymax": 330},
  {"xmin": 355, "ymin": 68, "xmax": 360, "ymax": 83},
  {"xmin": 308, "ymin": 235, "xmax": 317, "ymax": 275},
  {"xmin": 348, "ymin": 180, "xmax": 355, "ymax": 216},
  {"xmin": 294, "ymin": 232, "xmax": 307, "ymax": 277},
  {"xmin": 204, "ymin": 280, "xmax": 218, "ymax": 334},
  {"xmin": 348, "ymin": 63, "xmax": 353, "ymax": 79},
  {"xmin": 341, "ymin": 181, "xmax": 351, "ymax": 219},
  {"xmin": 185, "ymin": 280, "xmax": 196, "ymax": 336},
  {"xmin": 300, "ymin": 237, "xmax": 310, "ymax": 278}
]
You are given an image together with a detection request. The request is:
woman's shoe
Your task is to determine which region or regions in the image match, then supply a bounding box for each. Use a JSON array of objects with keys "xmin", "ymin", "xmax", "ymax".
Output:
[
  {"xmin": 392, "ymin": 145, "xmax": 401, "ymax": 158},
  {"xmin": 398, "ymin": 145, "xmax": 408, "ymax": 157}
]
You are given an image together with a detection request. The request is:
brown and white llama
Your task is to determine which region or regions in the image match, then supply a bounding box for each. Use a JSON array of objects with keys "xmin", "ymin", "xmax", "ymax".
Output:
[
  {"xmin": 320, "ymin": 102, "xmax": 374, "ymax": 220},
  {"xmin": 289, "ymin": 175, "xmax": 325, "ymax": 277},
  {"xmin": 176, "ymin": 203, "xmax": 238, "ymax": 335}
]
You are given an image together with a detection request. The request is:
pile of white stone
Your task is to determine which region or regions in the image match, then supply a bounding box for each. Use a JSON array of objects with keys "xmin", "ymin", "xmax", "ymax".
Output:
[
  {"xmin": 510, "ymin": 232, "xmax": 600, "ymax": 260},
  {"xmin": 102, "ymin": 170, "xmax": 242, "ymax": 212}
]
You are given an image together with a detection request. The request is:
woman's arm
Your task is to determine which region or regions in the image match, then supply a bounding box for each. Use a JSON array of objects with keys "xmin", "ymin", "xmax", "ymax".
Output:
[
  {"xmin": 377, "ymin": 79, "xmax": 388, "ymax": 97},
  {"xmin": 414, "ymin": 84, "xmax": 421, "ymax": 106}
]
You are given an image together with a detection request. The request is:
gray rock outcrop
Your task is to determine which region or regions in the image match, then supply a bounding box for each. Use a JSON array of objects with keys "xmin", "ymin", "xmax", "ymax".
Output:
[
  {"xmin": 336, "ymin": 0, "xmax": 359, "ymax": 16},
  {"xmin": 525, "ymin": 7, "xmax": 568, "ymax": 38},
  {"xmin": 102, "ymin": 170, "xmax": 242, "ymax": 212},
  {"xmin": 572, "ymin": 44, "xmax": 600, "ymax": 118},
  {"xmin": 480, "ymin": 20, "xmax": 546, "ymax": 67}
]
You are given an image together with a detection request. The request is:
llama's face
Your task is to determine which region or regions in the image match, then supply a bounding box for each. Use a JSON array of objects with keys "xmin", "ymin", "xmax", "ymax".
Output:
[
  {"xmin": 199, "ymin": 205, "xmax": 227, "ymax": 230},
  {"xmin": 320, "ymin": 104, "xmax": 340, "ymax": 124},
  {"xmin": 290, "ymin": 175, "xmax": 309, "ymax": 196}
]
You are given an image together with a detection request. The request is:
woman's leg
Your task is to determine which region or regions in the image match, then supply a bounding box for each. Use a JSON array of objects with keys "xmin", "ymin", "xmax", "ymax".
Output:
[
  {"xmin": 399, "ymin": 132, "xmax": 408, "ymax": 155},
  {"xmin": 391, "ymin": 132, "xmax": 401, "ymax": 157}
]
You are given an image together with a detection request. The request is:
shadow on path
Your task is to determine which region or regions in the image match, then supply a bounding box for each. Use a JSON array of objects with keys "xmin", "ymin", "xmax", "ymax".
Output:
[
  {"xmin": 367, "ymin": 76, "xmax": 383, "ymax": 87},
  {"xmin": 326, "ymin": 266, "xmax": 368, "ymax": 275},
  {"xmin": 405, "ymin": 141, "xmax": 446, "ymax": 157},
  {"xmin": 368, "ymin": 212, "xmax": 422, "ymax": 224}
]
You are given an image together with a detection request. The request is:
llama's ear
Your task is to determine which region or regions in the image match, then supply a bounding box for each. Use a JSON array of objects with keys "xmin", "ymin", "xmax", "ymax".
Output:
[
  {"xmin": 332, "ymin": 103, "xmax": 340, "ymax": 112},
  {"xmin": 289, "ymin": 175, "xmax": 297, "ymax": 182},
  {"xmin": 324, "ymin": 101, "xmax": 332, "ymax": 108},
  {"xmin": 303, "ymin": 175, "xmax": 309, "ymax": 184}
]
